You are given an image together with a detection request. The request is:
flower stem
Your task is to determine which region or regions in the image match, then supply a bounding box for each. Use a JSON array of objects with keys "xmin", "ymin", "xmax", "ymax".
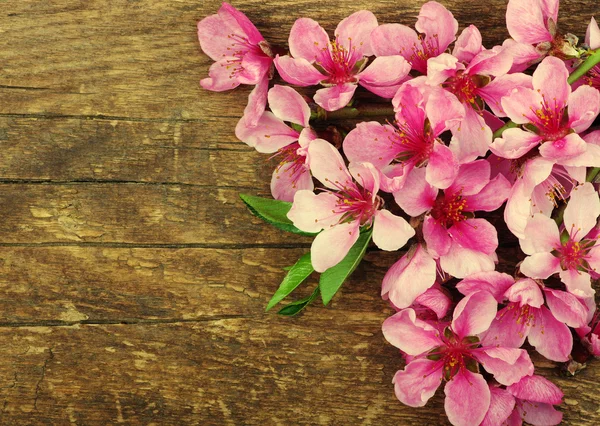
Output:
[
  {"xmin": 586, "ymin": 167, "xmax": 600, "ymax": 183},
  {"xmin": 568, "ymin": 49, "xmax": 600, "ymax": 84},
  {"xmin": 492, "ymin": 121, "xmax": 518, "ymax": 139},
  {"xmin": 310, "ymin": 104, "xmax": 395, "ymax": 121}
]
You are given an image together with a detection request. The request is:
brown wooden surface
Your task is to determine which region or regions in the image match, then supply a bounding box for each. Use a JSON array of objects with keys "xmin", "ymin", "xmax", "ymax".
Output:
[{"xmin": 0, "ymin": 0, "xmax": 599, "ymax": 424}]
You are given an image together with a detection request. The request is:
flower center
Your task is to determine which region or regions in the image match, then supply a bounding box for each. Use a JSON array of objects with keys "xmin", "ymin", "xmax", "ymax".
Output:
[
  {"xmin": 557, "ymin": 238, "xmax": 595, "ymax": 272},
  {"xmin": 400, "ymin": 34, "xmax": 440, "ymax": 73},
  {"xmin": 325, "ymin": 179, "xmax": 382, "ymax": 226},
  {"xmin": 430, "ymin": 192, "xmax": 469, "ymax": 228},
  {"xmin": 443, "ymin": 71, "xmax": 479, "ymax": 106},
  {"xmin": 270, "ymin": 143, "xmax": 307, "ymax": 188},
  {"xmin": 392, "ymin": 119, "xmax": 436, "ymax": 167},
  {"xmin": 316, "ymin": 38, "xmax": 362, "ymax": 85},
  {"xmin": 584, "ymin": 65, "xmax": 600, "ymax": 90},
  {"xmin": 530, "ymin": 94, "xmax": 570, "ymax": 141},
  {"xmin": 427, "ymin": 328, "xmax": 480, "ymax": 380}
]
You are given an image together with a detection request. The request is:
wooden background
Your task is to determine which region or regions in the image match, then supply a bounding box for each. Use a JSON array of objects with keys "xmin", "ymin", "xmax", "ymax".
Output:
[{"xmin": 0, "ymin": 0, "xmax": 599, "ymax": 424}]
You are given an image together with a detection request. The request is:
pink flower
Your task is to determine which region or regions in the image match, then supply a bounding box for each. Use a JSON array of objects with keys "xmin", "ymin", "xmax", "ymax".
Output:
[
  {"xmin": 490, "ymin": 57, "xmax": 600, "ymax": 164},
  {"xmin": 394, "ymin": 160, "xmax": 511, "ymax": 278},
  {"xmin": 382, "ymin": 243, "xmax": 438, "ymax": 309},
  {"xmin": 343, "ymin": 82, "xmax": 464, "ymax": 192},
  {"xmin": 274, "ymin": 11, "xmax": 410, "ymax": 111},
  {"xmin": 370, "ymin": 1, "xmax": 458, "ymax": 74},
  {"xmin": 287, "ymin": 139, "xmax": 415, "ymax": 272},
  {"xmin": 506, "ymin": 0, "xmax": 578, "ymax": 63},
  {"xmin": 520, "ymin": 182, "xmax": 600, "ymax": 298},
  {"xmin": 476, "ymin": 277, "xmax": 589, "ymax": 362},
  {"xmin": 577, "ymin": 306, "xmax": 600, "ymax": 357},
  {"xmin": 482, "ymin": 376, "xmax": 563, "ymax": 426},
  {"xmin": 383, "ymin": 291, "xmax": 534, "ymax": 426},
  {"xmin": 197, "ymin": 3, "xmax": 274, "ymax": 125},
  {"xmin": 498, "ymin": 155, "xmax": 583, "ymax": 239},
  {"xmin": 425, "ymin": 35, "xmax": 532, "ymax": 161},
  {"xmin": 235, "ymin": 85, "xmax": 316, "ymax": 201}
]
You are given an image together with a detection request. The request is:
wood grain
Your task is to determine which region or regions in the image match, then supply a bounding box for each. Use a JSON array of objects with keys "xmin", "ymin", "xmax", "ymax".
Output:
[{"xmin": 0, "ymin": 0, "xmax": 599, "ymax": 424}]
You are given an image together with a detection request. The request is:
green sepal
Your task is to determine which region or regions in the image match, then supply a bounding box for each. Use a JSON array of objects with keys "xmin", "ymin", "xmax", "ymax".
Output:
[
  {"xmin": 239, "ymin": 194, "xmax": 317, "ymax": 236},
  {"xmin": 277, "ymin": 286, "xmax": 320, "ymax": 316},
  {"xmin": 319, "ymin": 228, "xmax": 373, "ymax": 305},
  {"xmin": 266, "ymin": 252, "xmax": 314, "ymax": 312}
]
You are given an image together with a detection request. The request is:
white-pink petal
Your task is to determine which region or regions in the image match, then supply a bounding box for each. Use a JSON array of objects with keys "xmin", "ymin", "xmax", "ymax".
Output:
[
  {"xmin": 522, "ymin": 213, "xmax": 560, "ymax": 254},
  {"xmin": 307, "ymin": 139, "xmax": 352, "ymax": 189},
  {"xmin": 444, "ymin": 370, "xmax": 490, "ymax": 426},
  {"xmin": 372, "ymin": 210, "xmax": 415, "ymax": 251},
  {"xmin": 287, "ymin": 190, "xmax": 340, "ymax": 233},
  {"xmin": 382, "ymin": 309, "xmax": 442, "ymax": 355},
  {"xmin": 313, "ymin": 83, "xmax": 357, "ymax": 112},
  {"xmin": 393, "ymin": 360, "xmax": 443, "ymax": 407},
  {"xmin": 452, "ymin": 290, "xmax": 498, "ymax": 337},
  {"xmin": 310, "ymin": 221, "xmax": 360, "ymax": 272},
  {"xmin": 273, "ymin": 55, "xmax": 325, "ymax": 86},
  {"xmin": 521, "ymin": 252, "xmax": 561, "ymax": 279},
  {"xmin": 532, "ymin": 56, "xmax": 571, "ymax": 105},
  {"xmin": 568, "ymin": 85, "xmax": 600, "ymax": 133},
  {"xmin": 563, "ymin": 182, "xmax": 600, "ymax": 239},
  {"xmin": 335, "ymin": 10, "xmax": 378, "ymax": 57},
  {"xmin": 586, "ymin": 17, "xmax": 600, "ymax": 49},
  {"xmin": 288, "ymin": 18, "xmax": 330, "ymax": 62},
  {"xmin": 267, "ymin": 85, "xmax": 310, "ymax": 127}
]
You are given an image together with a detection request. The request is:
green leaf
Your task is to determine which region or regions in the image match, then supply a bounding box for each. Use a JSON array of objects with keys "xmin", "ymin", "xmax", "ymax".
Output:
[
  {"xmin": 239, "ymin": 194, "xmax": 316, "ymax": 236},
  {"xmin": 319, "ymin": 229, "xmax": 373, "ymax": 305},
  {"xmin": 266, "ymin": 252, "xmax": 314, "ymax": 312},
  {"xmin": 277, "ymin": 286, "xmax": 320, "ymax": 316}
]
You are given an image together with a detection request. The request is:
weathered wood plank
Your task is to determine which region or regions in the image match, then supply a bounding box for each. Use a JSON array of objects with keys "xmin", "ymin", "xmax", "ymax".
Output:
[
  {"xmin": 0, "ymin": 321, "xmax": 597, "ymax": 425},
  {"xmin": 0, "ymin": 184, "xmax": 309, "ymax": 244},
  {"xmin": 0, "ymin": 117, "xmax": 270, "ymax": 185},
  {"xmin": 0, "ymin": 0, "xmax": 596, "ymax": 120}
]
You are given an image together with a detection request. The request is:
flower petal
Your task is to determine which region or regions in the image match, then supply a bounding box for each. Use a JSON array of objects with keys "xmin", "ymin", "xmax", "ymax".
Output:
[
  {"xmin": 490, "ymin": 128, "xmax": 542, "ymax": 159},
  {"xmin": 448, "ymin": 160, "xmax": 491, "ymax": 197},
  {"xmin": 464, "ymin": 173, "xmax": 511, "ymax": 212},
  {"xmin": 393, "ymin": 359, "xmax": 443, "ymax": 407},
  {"xmin": 533, "ymin": 57, "xmax": 571, "ymax": 105},
  {"xmin": 370, "ymin": 23, "xmax": 419, "ymax": 58},
  {"xmin": 423, "ymin": 215, "xmax": 452, "ymax": 258},
  {"xmin": 444, "ymin": 370, "xmax": 490, "ymax": 426},
  {"xmin": 426, "ymin": 143, "xmax": 459, "ymax": 190},
  {"xmin": 335, "ymin": 10, "xmax": 378, "ymax": 56},
  {"xmin": 382, "ymin": 244, "xmax": 437, "ymax": 309},
  {"xmin": 518, "ymin": 402, "xmax": 563, "ymax": 426},
  {"xmin": 241, "ymin": 74, "xmax": 269, "ymax": 127},
  {"xmin": 451, "ymin": 107, "xmax": 492, "ymax": 162},
  {"xmin": 288, "ymin": 18, "xmax": 330, "ymax": 62},
  {"xmin": 218, "ymin": 2, "xmax": 264, "ymax": 45},
  {"xmin": 501, "ymin": 87, "xmax": 543, "ymax": 125},
  {"xmin": 568, "ymin": 85, "xmax": 600, "ymax": 133},
  {"xmin": 287, "ymin": 190, "xmax": 340, "ymax": 233},
  {"xmin": 358, "ymin": 56, "xmax": 411, "ymax": 97},
  {"xmin": 520, "ymin": 253, "xmax": 561, "ymax": 279},
  {"xmin": 559, "ymin": 269, "xmax": 595, "ymax": 298},
  {"xmin": 310, "ymin": 221, "xmax": 360, "ymax": 272},
  {"xmin": 481, "ymin": 386, "xmax": 516, "ymax": 426},
  {"xmin": 267, "ymin": 85, "xmax": 310, "ymax": 127},
  {"xmin": 197, "ymin": 14, "xmax": 241, "ymax": 62},
  {"xmin": 307, "ymin": 139, "xmax": 353, "ymax": 189},
  {"xmin": 200, "ymin": 58, "xmax": 242, "ymax": 91},
  {"xmin": 528, "ymin": 306, "xmax": 572, "ymax": 362},
  {"xmin": 416, "ymin": 1, "xmax": 458, "ymax": 53},
  {"xmin": 394, "ymin": 167, "xmax": 437, "ymax": 217},
  {"xmin": 271, "ymin": 161, "xmax": 312, "ymax": 202},
  {"xmin": 313, "ymin": 83, "xmax": 357, "ymax": 111},
  {"xmin": 563, "ymin": 182, "xmax": 600, "ymax": 238},
  {"xmin": 475, "ymin": 347, "xmax": 534, "ymax": 386},
  {"xmin": 539, "ymin": 133, "xmax": 587, "ymax": 161},
  {"xmin": 456, "ymin": 271, "xmax": 515, "ymax": 302},
  {"xmin": 274, "ymin": 55, "xmax": 325, "ymax": 86},
  {"xmin": 448, "ymin": 218, "xmax": 498, "ymax": 255},
  {"xmin": 507, "ymin": 374, "xmax": 563, "ymax": 405},
  {"xmin": 506, "ymin": 0, "xmax": 553, "ymax": 44},
  {"xmin": 440, "ymin": 244, "xmax": 496, "ymax": 279},
  {"xmin": 452, "ymin": 25, "xmax": 482, "ymax": 63},
  {"xmin": 382, "ymin": 308, "xmax": 442, "ymax": 355},
  {"xmin": 478, "ymin": 73, "xmax": 533, "ymax": 117},
  {"xmin": 544, "ymin": 288, "xmax": 588, "ymax": 329},
  {"xmin": 480, "ymin": 305, "xmax": 530, "ymax": 348},
  {"xmin": 505, "ymin": 278, "xmax": 544, "ymax": 307},
  {"xmin": 235, "ymin": 111, "xmax": 298, "ymax": 153},
  {"xmin": 587, "ymin": 17, "xmax": 600, "ymax": 49},
  {"xmin": 373, "ymin": 210, "xmax": 415, "ymax": 251},
  {"xmin": 343, "ymin": 122, "xmax": 398, "ymax": 168},
  {"xmin": 452, "ymin": 290, "xmax": 498, "ymax": 337},
  {"xmin": 522, "ymin": 213, "xmax": 560, "ymax": 254}
]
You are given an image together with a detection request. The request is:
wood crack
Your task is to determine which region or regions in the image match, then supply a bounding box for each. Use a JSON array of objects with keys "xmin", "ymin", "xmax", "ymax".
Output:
[
  {"xmin": 33, "ymin": 348, "xmax": 53, "ymax": 410},
  {"xmin": 0, "ymin": 315, "xmax": 254, "ymax": 329},
  {"xmin": 0, "ymin": 242, "xmax": 311, "ymax": 249},
  {"xmin": 0, "ymin": 178, "xmax": 258, "ymax": 190}
]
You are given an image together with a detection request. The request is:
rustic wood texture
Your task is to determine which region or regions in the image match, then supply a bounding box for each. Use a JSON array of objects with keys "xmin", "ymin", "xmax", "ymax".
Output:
[{"xmin": 0, "ymin": 0, "xmax": 599, "ymax": 424}]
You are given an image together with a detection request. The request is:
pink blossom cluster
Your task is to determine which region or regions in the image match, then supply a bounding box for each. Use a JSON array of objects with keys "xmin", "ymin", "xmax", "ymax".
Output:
[{"xmin": 198, "ymin": 1, "xmax": 600, "ymax": 424}]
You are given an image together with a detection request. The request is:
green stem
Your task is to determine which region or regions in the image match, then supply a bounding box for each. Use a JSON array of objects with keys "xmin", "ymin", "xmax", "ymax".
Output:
[
  {"xmin": 492, "ymin": 121, "xmax": 518, "ymax": 139},
  {"xmin": 568, "ymin": 49, "xmax": 600, "ymax": 84},
  {"xmin": 310, "ymin": 104, "xmax": 394, "ymax": 121},
  {"xmin": 586, "ymin": 167, "xmax": 600, "ymax": 183}
]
